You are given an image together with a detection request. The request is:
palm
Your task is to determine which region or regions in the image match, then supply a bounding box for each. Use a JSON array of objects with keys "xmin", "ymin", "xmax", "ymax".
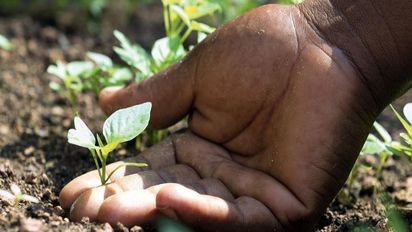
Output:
[{"xmin": 60, "ymin": 4, "xmax": 377, "ymax": 231}]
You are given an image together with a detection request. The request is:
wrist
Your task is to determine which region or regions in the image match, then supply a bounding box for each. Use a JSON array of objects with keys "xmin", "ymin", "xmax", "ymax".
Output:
[{"xmin": 296, "ymin": 0, "xmax": 412, "ymax": 109}]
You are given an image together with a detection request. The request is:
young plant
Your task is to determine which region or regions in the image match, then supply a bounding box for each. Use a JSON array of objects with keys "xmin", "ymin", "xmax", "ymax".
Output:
[
  {"xmin": 47, "ymin": 54, "xmax": 132, "ymax": 111},
  {"xmin": 0, "ymin": 183, "xmax": 39, "ymax": 205},
  {"xmin": 361, "ymin": 121, "xmax": 400, "ymax": 175},
  {"xmin": 113, "ymin": 0, "xmax": 220, "ymax": 81},
  {"xmin": 0, "ymin": 34, "xmax": 12, "ymax": 51},
  {"xmin": 68, "ymin": 102, "xmax": 152, "ymax": 185},
  {"xmin": 48, "ymin": 0, "xmax": 219, "ymax": 148},
  {"xmin": 389, "ymin": 103, "xmax": 412, "ymax": 162}
]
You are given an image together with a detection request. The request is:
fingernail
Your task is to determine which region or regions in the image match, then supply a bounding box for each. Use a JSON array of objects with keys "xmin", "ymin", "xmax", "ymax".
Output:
[{"xmin": 158, "ymin": 207, "xmax": 179, "ymax": 221}]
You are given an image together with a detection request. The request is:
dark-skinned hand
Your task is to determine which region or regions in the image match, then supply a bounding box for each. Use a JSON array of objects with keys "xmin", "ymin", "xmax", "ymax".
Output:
[{"xmin": 60, "ymin": 0, "xmax": 412, "ymax": 231}]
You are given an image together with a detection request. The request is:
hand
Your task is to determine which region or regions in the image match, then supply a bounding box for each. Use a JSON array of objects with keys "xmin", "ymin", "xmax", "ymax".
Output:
[{"xmin": 60, "ymin": 3, "xmax": 380, "ymax": 231}]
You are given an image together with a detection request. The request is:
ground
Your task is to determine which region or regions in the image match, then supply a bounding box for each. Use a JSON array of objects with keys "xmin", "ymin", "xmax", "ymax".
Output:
[{"xmin": 0, "ymin": 17, "xmax": 411, "ymax": 232}]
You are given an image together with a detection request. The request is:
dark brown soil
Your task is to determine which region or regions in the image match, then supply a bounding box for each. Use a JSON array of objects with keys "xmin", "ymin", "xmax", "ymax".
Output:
[{"xmin": 0, "ymin": 17, "xmax": 411, "ymax": 232}]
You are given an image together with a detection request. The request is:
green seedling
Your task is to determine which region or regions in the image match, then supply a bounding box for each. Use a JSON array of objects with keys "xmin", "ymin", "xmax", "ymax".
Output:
[
  {"xmin": 114, "ymin": 0, "xmax": 220, "ymax": 81},
  {"xmin": 47, "ymin": 54, "xmax": 132, "ymax": 111},
  {"xmin": 0, "ymin": 34, "xmax": 13, "ymax": 51},
  {"xmin": 360, "ymin": 121, "xmax": 401, "ymax": 175},
  {"xmin": 49, "ymin": 0, "xmax": 219, "ymax": 148},
  {"xmin": 0, "ymin": 183, "xmax": 39, "ymax": 205},
  {"xmin": 390, "ymin": 104, "xmax": 412, "ymax": 162},
  {"xmin": 68, "ymin": 102, "xmax": 152, "ymax": 185}
]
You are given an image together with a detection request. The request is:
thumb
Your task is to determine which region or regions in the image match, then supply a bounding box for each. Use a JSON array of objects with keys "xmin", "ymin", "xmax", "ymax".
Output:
[{"xmin": 99, "ymin": 54, "xmax": 197, "ymax": 129}]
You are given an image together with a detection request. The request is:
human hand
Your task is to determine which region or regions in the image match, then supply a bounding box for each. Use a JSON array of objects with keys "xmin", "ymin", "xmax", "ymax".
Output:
[{"xmin": 60, "ymin": 3, "xmax": 384, "ymax": 231}]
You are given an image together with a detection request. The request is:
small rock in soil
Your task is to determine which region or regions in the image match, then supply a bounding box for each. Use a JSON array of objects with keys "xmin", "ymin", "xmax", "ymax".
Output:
[
  {"xmin": 20, "ymin": 218, "xmax": 43, "ymax": 232},
  {"xmin": 24, "ymin": 146, "xmax": 35, "ymax": 156}
]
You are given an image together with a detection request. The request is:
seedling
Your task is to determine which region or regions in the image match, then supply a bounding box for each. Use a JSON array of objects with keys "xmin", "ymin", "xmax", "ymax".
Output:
[
  {"xmin": 389, "ymin": 104, "xmax": 412, "ymax": 156},
  {"xmin": 360, "ymin": 121, "xmax": 402, "ymax": 175},
  {"xmin": 48, "ymin": 0, "xmax": 219, "ymax": 148},
  {"xmin": 0, "ymin": 34, "xmax": 12, "ymax": 51},
  {"xmin": 47, "ymin": 54, "xmax": 132, "ymax": 111},
  {"xmin": 0, "ymin": 183, "xmax": 39, "ymax": 205},
  {"xmin": 68, "ymin": 102, "xmax": 152, "ymax": 185}
]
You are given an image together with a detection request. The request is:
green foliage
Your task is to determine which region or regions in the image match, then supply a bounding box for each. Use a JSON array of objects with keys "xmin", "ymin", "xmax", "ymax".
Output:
[
  {"xmin": 360, "ymin": 121, "xmax": 401, "ymax": 175},
  {"xmin": 48, "ymin": 0, "xmax": 220, "ymax": 147},
  {"xmin": 389, "ymin": 104, "xmax": 412, "ymax": 158},
  {"xmin": 47, "ymin": 55, "xmax": 133, "ymax": 111},
  {"xmin": 48, "ymin": 0, "xmax": 220, "ymax": 106},
  {"xmin": 67, "ymin": 103, "xmax": 151, "ymax": 185},
  {"xmin": 360, "ymin": 104, "xmax": 412, "ymax": 174},
  {"xmin": 0, "ymin": 34, "xmax": 13, "ymax": 51}
]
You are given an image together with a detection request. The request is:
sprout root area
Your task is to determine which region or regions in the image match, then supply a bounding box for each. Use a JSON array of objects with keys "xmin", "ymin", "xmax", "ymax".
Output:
[{"xmin": 0, "ymin": 17, "xmax": 411, "ymax": 232}]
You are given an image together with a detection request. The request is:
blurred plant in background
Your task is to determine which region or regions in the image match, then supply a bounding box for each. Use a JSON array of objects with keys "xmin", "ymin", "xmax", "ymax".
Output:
[
  {"xmin": 343, "ymin": 104, "xmax": 412, "ymax": 231},
  {"xmin": 0, "ymin": 34, "xmax": 13, "ymax": 51},
  {"xmin": 47, "ymin": 0, "xmax": 220, "ymax": 147}
]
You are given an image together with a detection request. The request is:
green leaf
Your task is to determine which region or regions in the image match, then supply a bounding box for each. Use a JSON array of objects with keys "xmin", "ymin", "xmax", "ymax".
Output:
[
  {"xmin": 400, "ymin": 133, "xmax": 412, "ymax": 146},
  {"xmin": 0, "ymin": 34, "xmax": 12, "ymax": 51},
  {"xmin": 151, "ymin": 37, "xmax": 185, "ymax": 68},
  {"xmin": 111, "ymin": 68, "xmax": 132, "ymax": 83},
  {"xmin": 391, "ymin": 105, "xmax": 412, "ymax": 137},
  {"xmin": 361, "ymin": 134, "xmax": 385, "ymax": 155},
  {"xmin": 113, "ymin": 30, "xmax": 153, "ymax": 77},
  {"xmin": 47, "ymin": 61, "xmax": 67, "ymax": 80},
  {"xmin": 49, "ymin": 81, "xmax": 62, "ymax": 91},
  {"xmin": 103, "ymin": 102, "xmax": 152, "ymax": 145},
  {"xmin": 87, "ymin": 52, "xmax": 113, "ymax": 71},
  {"xmin": 68, "ymin": 116, "xmax": 96, "ymax": 149},
  {"xmin": 67, "ymin": 61, "xmax": 95, "ymax": 77},
  {"xmin": 373, "ymin": 121, "xmax": 392, "ymax": 143}
]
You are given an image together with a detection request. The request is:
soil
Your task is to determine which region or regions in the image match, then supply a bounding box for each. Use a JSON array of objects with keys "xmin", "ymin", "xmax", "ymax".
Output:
[{"xmin": 0, "ymin": 17, "xmax": 411, "ymax": 232}]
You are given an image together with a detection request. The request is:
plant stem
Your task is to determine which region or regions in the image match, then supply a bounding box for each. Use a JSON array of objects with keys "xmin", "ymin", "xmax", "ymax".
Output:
[
  {"xmin": 90, "ymin": 149, "xmax": 103, "ymax": 183},
  {"xmin": 105, "ymin": 163, "xmax": 148, "ymax": 183},
  {"xmin": 163, "ymin": 3, "xmax": 171, "ymax": 37},
  {"xmin": 180, "ymin": 28, "xmax": 192, "ymax": 44}
]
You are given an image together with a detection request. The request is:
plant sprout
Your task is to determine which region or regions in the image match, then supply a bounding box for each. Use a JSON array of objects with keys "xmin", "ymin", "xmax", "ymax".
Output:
[
  {"xmin": 0, "ymin": 34, "xmax": 13, "ymax": 51},
  {"xmin": 388, "ymin": 103, "xmax": 412, "ymax": 163},
  {"xmin": 0, "ymin": 183, "xmax": 39, "ymax": 205},
  {"xmin": 68, "ymin": 102, "xmax": 152, "ymax": 185},
  {"xmin": 361, "ymin": 121, "xmax": 401, "ymax": 174}
]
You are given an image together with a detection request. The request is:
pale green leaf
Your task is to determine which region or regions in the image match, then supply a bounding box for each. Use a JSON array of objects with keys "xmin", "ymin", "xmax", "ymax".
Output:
[
  {"xmin": 49, "ymin": 81, "xmax": 62, "ymax": 91},
  {"xmin": 103, "ymin": 102, "xmax": 151, "ymax": 145},
  {"xmin": 68, "ymin": 116, "xmax": 96, "ymax": 149},
  {"xmin": 111, "ymin": 68, "xmax": 132, "ymax": 83},
  {"xmin": 20, "ymin": 194, "xmax": 40, "ymax": 203},
  {"xmin": 391, "ymin": 105, "xmax": 412, "ymax": 137},
  {"xmin": 151, "ymin": 37, "xmax": 185, "ymax": 68},
  {"xmin": 67, "ymin": 61, "xmax": 95, "ymax": 77},
  {"xmin": 373, "ymin": 121, "xmax": 392, "ymax": 143},
  {"xmin": 87, "ymin": 51, "xmax": 113, "ymax": 71},
  {"xmin": 361, "ymin": 134, "xmax": 385, "ymax": 155},
  {"xmin": 0, "ymin": 189, "xmax": 14, "ymax": 200},
  {"xmin": 113, "ymin": 30, "xmax": 152, "ymax": 77},
  {"xmin": 0, "ymin": 34, "xmax": 12, "ymax": 51},
  {"xmin": 47, "ymin": 61, "xmax": 67, "ymax": 80}
]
